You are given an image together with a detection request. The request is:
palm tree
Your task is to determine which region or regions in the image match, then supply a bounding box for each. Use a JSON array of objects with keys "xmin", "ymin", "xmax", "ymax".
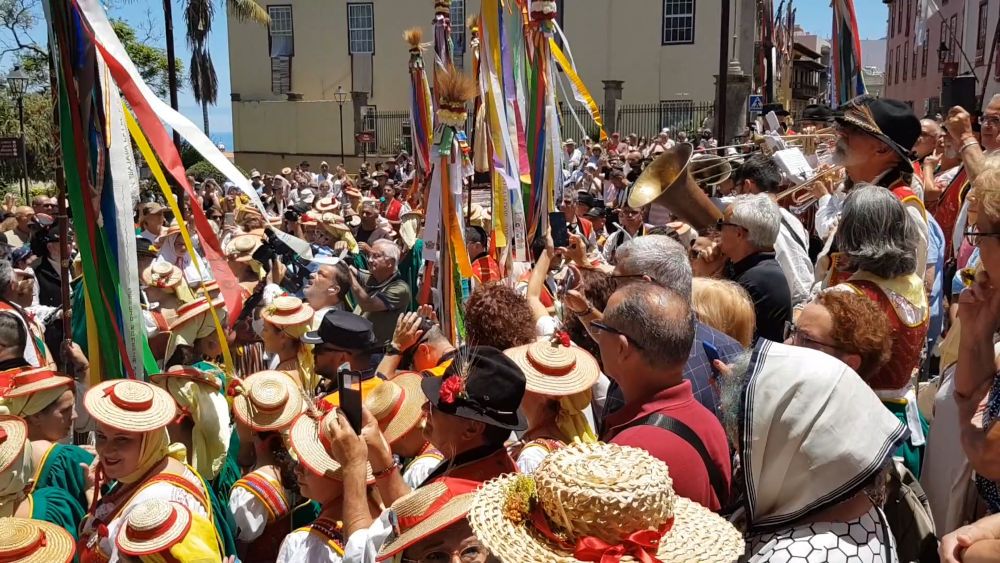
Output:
[{"xmin": 182, "ymin": 0, "xmax": 268, "ymax": 135}]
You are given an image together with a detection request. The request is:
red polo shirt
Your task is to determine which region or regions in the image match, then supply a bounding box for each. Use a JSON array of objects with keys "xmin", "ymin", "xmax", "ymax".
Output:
[{"xmin": 601, "ymin": 380, "xmax": 731, "ymax": 511}]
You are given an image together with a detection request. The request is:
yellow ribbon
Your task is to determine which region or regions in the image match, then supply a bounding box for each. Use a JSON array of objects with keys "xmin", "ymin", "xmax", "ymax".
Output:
[
  {"xmin": 123, "ymin": 104, "xmax": 235, "ymax": 374},
  {"xmin": 549, "ymin": 38, "xmax": 608, "ymax": 142}
]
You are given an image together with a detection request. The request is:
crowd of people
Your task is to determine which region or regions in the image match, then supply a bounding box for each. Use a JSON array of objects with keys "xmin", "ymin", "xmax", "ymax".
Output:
[{"xmin": 0, "ymin": 93, "xmax": 1000, "ymax": 562}]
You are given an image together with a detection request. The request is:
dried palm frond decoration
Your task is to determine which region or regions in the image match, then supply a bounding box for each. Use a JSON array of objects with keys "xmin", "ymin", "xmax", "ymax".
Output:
[
  {"xmin": 403, "ymin": 27, "xmax": 426, "ymax": 55},
  {"xmin": 435, "ymin": 65, "xmax": 476, "ymax": 128},
  {"xmin": 434, "ymin": 0, "xmax": 451, "ymax": 18}
]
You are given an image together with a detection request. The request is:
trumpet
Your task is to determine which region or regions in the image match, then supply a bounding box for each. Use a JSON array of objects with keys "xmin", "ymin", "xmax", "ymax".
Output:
[{"xmin": 774, "ymin": 165, "xmax": 846, "ymax": 207}]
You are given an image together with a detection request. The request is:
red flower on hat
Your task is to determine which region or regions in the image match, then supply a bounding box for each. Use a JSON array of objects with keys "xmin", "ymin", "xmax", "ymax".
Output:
[
  {"xmin": 555, "ymin": 330, "xmax": 571, "ymax": 348},
  {"xmin": 439, "ymin": 375, "xmax": 465, "ymax": 405}
]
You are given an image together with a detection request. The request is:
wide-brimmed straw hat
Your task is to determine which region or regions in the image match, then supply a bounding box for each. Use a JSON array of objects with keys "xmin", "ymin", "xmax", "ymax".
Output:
[
  {"xmin": 0, "ymin": 517, "xmax": 75, "ymax": 563},
  {"xmin": 231, "ymin": 370, "xmax": 304, "ymax": 431},
  {"xmin": 261, "ymin": 295, "xmax": 315, "ymax": 327},
  {"xmin": 141, "ymin": 262, "xmax": 183, "ymax": 290},
  {"xmin": 319, "ymin": 212, "xmax": 351, "ymax": 235},
  {"xmin": 149, "ymin": 365, "xmax": 222, "ymax": 392},
  {"xmin": 364, "ymin": 373, "xmax": 425, "ymax": 445},
  {"xmin": 224, "ymin": 234, "xmax": 262, "ymax": 263},
  {"xmin": 314, "ymin": 197, "xmax": 339, "ymax": 213},
  {"xmin": 469, "ymin": 442, "xmax": 745, "ymax": 563},
  {"xmin": 1, "ymin": 368, "xmax": 73, "ymax": 399},
  {"xmin": 376, "ymin": 478, "xmax": 480, "ymax": 561},
  {"xmin": 344, "ymin": 187, "xmax": 363, "ymax": 199},
  {"xmin": 115, "ymin": 499, "xmax": 191, "ymax": 557},
  {"xmin": 84, "ymin": 380, "xmax": 177, "ymax": 433},
  {"xmin": 163, "ymin": 296, "xmax": 226, "ymax": 332},
  {"xmin": 288, "ymin": 411, "xmax": 374, "ymax": 481},
  {"xmin": 0, "ymin": 415, "xmax": 26, "ymax": 473},
  {"xmin": 505, "ymin": 338, "xmax": 600, "ymax": 397}
]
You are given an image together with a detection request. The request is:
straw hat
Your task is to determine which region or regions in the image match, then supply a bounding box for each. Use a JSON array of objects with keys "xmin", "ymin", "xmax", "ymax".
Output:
[
  {"xmin": 0, "ymin": 415, "xmax": 27, "ymax": 473},
  {"xmin": 314, "ymin": 197, "xmax": 340, "ymax": 213},
  {"xmin": 504, "ymin": 338, "xmax": 600, "ymax": 397},
  {"xmin": 468, "ymin": 442, "xmax": 745, "ymax": 563},
  {"xmin": 281, "ymin": 167, "xmax": 293, "ymax": 176},
  {"xmin": 84, "ymin": 380, "xmax": 177, "ymax": 433},
  {"xmin": 115, "ymin": 499, "xmax": 191, "ymax": 557},
  {"xmin": 375, "ymin": 478, "xmax": 480, "ymax": 561},
  {"xmin": 163, "ymin": 296, "xmax": 226, "ymax": 332},
  {"xmin": 224, "ymin": 234, "xmax": 261, "ymax": 263},
  {"xmin": 1, "ymin": 368, "xmax": 73, "ymax": 399},
  {"xmin": 261, "ymin": 295, "xmax": 315, "ymax": 327},
  {"xmin": 319, "ymin": 212, "xmax": 351, "ymax": 235},
  {"xmin": 0, "ymin": 517, "xmax": 75, "ymax": 563},
  {"xmin": 288, "ymin": 411, "xmax": 374, "ymax": 481},
  {"xmin": 344, "ymin": 187, "xmax": 363, "ymax": 199},
  {"xmin": 364, "ymin": 373, "xmax": 425, "ymax": 445},
  {"xmin": 231, "ymin": 371, "xmax": 304, "ymax": 431},
  {"xmin": 141, "ymin": 262, "xmax": 183, "ymax": 290},
  {"xmin": 149, "ymin": 365, "xmax": 222, "ymax": 392}
]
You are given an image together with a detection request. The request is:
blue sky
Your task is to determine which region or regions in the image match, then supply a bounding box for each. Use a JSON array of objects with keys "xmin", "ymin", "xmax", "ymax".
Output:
[{"xmin": 11, "ymin": 1, "xmax": 890, "ymax": 143}]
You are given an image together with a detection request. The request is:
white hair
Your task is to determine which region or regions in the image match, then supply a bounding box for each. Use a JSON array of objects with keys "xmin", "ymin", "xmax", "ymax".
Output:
[
  {"xmin": 728, "ymin": 194, "xmax": 781, "ymax": 249},
  {"xmin": 372, "ymin": 239, "xmax": 400, "ymax": 264},
  {"xmin": 614, "ymin": 235, "xmax": 692, "ymax": 301}
]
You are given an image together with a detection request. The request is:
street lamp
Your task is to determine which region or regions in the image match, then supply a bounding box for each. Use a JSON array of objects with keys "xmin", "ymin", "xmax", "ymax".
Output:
[
  {"xmin": 334, "ymin": 86, "xmax": 349, "ymax": 165},
  {"xmin": 6, "ymin": 66, "xmax": 29, "ymax": 203}
]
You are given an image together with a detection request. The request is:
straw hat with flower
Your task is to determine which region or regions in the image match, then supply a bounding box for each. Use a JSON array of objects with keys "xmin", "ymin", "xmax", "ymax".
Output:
[
  {"xmin": 505, "ymin": 335, "xmax": 600, "ymax": 397},
  {"xmin": 0, "ymin": 517, "xmax": 75, "ymax": 563},
  {"xmin": 468, "ymin": 442, "xmax": 744, "ymax": 563},
  {"xmin": 230, "ymin": 371, "xmax": 305, "ymax": 432},
  {"xmin": 84, "ymin": 380, "xmax": 177, "ymax": 432},
  {"xmin": 289, "ymin": 409, "xmax": 374, "ymax": 481},
  {"xmin": 375, "ymin": 477, "xmax": 480, "ymax": 561},
  {"xmin": 363, "ymin": 373, "xmax": 426, "ymax": 445},
  {"xmin": 141, "ymin": 262, "xmax": 183, "ymax": 290},
  {"xmin": 261, "ymin": 295, "xmax": 314, "ymax": 327},
  {"xmin": 224, "ymin": 234, "xmax": 262, "ymax": 263}
]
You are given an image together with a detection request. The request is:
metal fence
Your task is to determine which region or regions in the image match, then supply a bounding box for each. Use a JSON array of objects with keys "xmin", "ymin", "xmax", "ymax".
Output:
[{"xmin": 367, "ymin": 101, "xmax": 715, "ymax": 156}]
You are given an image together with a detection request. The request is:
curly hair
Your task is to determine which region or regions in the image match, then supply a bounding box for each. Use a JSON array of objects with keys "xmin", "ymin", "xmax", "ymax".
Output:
[
  {"xmin": 463, "ymin": 283, "xmax": 536, "ymax": 350},
  {"xmin": 815, "ymin": 290, "xmax": 892, "ymax": 381}
]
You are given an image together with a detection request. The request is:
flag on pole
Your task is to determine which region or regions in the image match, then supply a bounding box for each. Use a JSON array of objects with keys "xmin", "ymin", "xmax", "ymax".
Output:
[
  {"xmin": 914, "ymin": 0, "xmax": 940, "ymax": 47},
  {"xmin": 832, "ymin": 0, "xmax": 867, "ymax": 105}
]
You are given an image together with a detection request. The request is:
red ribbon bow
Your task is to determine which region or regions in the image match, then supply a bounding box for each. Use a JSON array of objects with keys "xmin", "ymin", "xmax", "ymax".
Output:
[
  {"xmin": 226, "ymin": 378, "xmax": 244, "ymax": 398},
  {"xmin": 529, "ymin": 504, "xmax": 672, "ymax": 563}
]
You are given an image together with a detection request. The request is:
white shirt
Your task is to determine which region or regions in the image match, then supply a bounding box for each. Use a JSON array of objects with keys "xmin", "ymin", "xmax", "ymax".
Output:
[
  {"xmin": 277, "ymin": 529, "xmax": 345, "ymax": 563},
  {"xmin": 229, "ymin": 485, "xmax": 269, "ymax": 541},
  {"xmin": 774, "ymin": 208, "xmax": 815, "ymax": 306}
]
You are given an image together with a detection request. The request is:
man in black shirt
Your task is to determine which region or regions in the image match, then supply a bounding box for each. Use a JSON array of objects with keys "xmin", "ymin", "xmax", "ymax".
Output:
[{"xmin": 718, "ymin": 194, "xmax": 792, "ymax": 343}]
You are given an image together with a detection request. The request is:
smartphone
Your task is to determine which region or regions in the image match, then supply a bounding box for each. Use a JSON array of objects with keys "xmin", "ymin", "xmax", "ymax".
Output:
[
  {"xmin": 338, "ymin": 370, "xmax": 363, "ymax": 434},
  {"xmin": 223, "ymin": 212, "xmax": 235, "ymax": 226},
  {"xmin": 549, "ymin": 211, "xmax": 570, "ymax": 248},
  {"xmin": 703, "ymin": 341, "xmax": 721, "ymax": 378}
]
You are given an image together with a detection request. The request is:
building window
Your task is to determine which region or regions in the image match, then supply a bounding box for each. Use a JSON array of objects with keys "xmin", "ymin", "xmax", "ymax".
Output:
[
  {"xmin": 921, "ymin": 26, "xmax": 929, "ymax": 76},
  {"xmin": 451, "ymin": 0, "xmax": 466, "ymax": 56},
  {"xmin": 889, "ymin": 2, "xmax": 894, "ymax": 38},
  {"xmin": 268, "ymin": 5, "xmax": 293, "ymax": 95},
  {"xmin": 978, "ymin": 0, "xmax": 988, "ymax": 65},
  {"xmin": 895, "ymin": 45, "xmax": 900, "ymax": 84},
  {"xmin": 904, "ymin": 40, "xmax": 909, "ymax": 81},
  {"xmin": 661, "ymin": 0, "xmax": 695, "ymax": 45},
  {"xmin": 347, "ymin": 3, "xmax": 375, "ymax": 54},
  {"xmin": 939, "ymin": 19, "xmax": 947, "ymax": 71},
  {"xmin": 950, "ymin": 15, "xmax": 959, "ymax": 62},
  {"xmin": 912, "ymin": 41, "xmax": 918, "ymax": 77},
  {"xmin": 906, "ymin": 0, "xmax": 911, "ymax": 36},
  {"xmin": 887, "ymin": 49, "xmax": 893, "ymax": 85}
]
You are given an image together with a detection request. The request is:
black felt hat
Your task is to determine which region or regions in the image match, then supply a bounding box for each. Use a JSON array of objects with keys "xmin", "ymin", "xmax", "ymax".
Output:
[
  {"xmin": 302, "ymin": 309, "xmax": 377, "ymax": 351},
  {"xmin": 801, "ymin": 103, "xmax": 835, "ymax": 123},
  {"xmin": 836, "ymin": 95, "xmax": 920, "ymax": 163},
  {"xmin": 421, "ymin": 346, "xmax": 527, "ymax": 431},
  {"xmin": 762, "ymin": 103, "xmax": 790, "ymax": 117}
]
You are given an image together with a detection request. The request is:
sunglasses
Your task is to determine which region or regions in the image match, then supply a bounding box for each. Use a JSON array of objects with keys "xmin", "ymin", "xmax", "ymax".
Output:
[
  {"xmin": 589, "ymin": 320, "xmax": 644, "ymax": 349},
  {"xmin": 964, "ymin": 230, "xmax": 1000, "ymax": 246},
  {"xmin": 715, "ymin": 218, "xmax": 744, "ymax": 231}
]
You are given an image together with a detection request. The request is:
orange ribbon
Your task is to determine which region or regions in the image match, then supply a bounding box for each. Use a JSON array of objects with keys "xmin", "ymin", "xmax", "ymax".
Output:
[{"xmin": 528, "ymin": 505, "xmax": 672, "ymax": 563}]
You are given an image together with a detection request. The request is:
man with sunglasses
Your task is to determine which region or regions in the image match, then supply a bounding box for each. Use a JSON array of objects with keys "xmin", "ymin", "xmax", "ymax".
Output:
[{"xmin": 305, "ymin": 309, "xmax": 385, "ymax": 403}]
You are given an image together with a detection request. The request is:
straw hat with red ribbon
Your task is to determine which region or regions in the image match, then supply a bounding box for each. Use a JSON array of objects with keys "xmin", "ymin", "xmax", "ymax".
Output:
[
  {"xmin": 363, "ymin": 373, "xmax": 426, "ymax": 446},
  {"xmin": 115, "ymin": 499, "xmax": 221, "ymax": 561},
  {"xmin": 0, "ymin": 517, "xmax": 75, "ymax": 563},
  {"xmin": 468, "ymin": 442, "xmax": 744, "ymax": 563},
  {"xmin": 83, "ymin": 380, "xmax": 177, "ymax": 433},
  {"xmin": 261, "ymin": 295, "xmax": 315, "ymax": 328},
  {"xmin": 149, "ymin": 365, "xmax": 222, "ymax": 392},
  {"xmin": 375, "ymin": 478, "xmax": 480, "ymax": 561},
  {"xmin": 0, "ymin": 415, "xmax": 27, "ymax": 474},
  {"xmin": 314, "ymin": 196, "xmax": 340, "ymax": 214},
  {"xmin": 0, "ymin": 368, "xmax": 74, "ymax": 418},
  {"xmin": 141, "ymin": 262, "xmax": 183, "ymax": 290},
  {"xmin": 504, "ymin": 335, "xmax": 600, "ymax": 397},
  {"xmin": 288, "ymin": 409, "xmax": 374, "ymax": 481},
  {"xmin": 230, "ymin": 371, "xmax": 305, "ymax": 432},
  {"xmin": 224, "ymin": 234, "xmax": 262, "ymax": 263}
]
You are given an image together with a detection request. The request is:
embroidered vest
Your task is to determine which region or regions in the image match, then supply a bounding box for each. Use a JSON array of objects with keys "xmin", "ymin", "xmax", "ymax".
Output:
[
  {"xmin": 297, "ymin": 517, "xmax": 345, "ymax": 556},
  {"xmin": 232, "ymin": 472, "xmax": 293, "ymax": 563},
  {"xmin": 930, "ymin": 166, "xmax": 968, "ymax": 258}
]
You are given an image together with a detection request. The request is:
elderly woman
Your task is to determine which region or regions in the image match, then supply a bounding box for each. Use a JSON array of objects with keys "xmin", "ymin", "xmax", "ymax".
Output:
[
  {"xmin": 829, "ymin": 185, "xmax": 929, "ymax": 421},
  {"xmin": 154, "ymin": 222, "xmax": 214, "ymax": 289},
  {"xmin": 720, "ymin": 342, "xmax": 906, "ymax": 561},
  {"xmin": 78, "ymin": 379, "xmax": 224, "ymax": 562},
  {"xmin": 0, "ymin": 415, "xmax": 85, "ymax": 540},
  {"xmin": 260, "ymin": 295, "xmax": 318, "ymax": 394},
  {"xmin": 954, "ymin": 156, "xmax": 1000, "ymax": 519},
  {"xmin": 691, "ymin": 277, "xmax": 756, "ymax": 348},
  {"xmin": 0, "ymin": 367, "xmax": 94, "ymax": 515}
]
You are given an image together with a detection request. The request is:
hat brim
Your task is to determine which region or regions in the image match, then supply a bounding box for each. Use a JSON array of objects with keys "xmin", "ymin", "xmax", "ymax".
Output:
[
  {"xmin": 421, "ymin": 376, "xmax": 527, "ymax": 431},
  {"xmin": 0, "ymin": 517, "xmax": 75, "ymax": 563},
  {"xmin": 289, "ymin": 412, "xmax": 375, "ymax": 481},
  {"xmin": 835, "ymin": 114, "xmax": 914, "ymax": 164},
  {"xmin": 0, "ymin": 416, "xmax": 27, "ymax": 473},
  {"xmin": 374, "ymin": 374, "xmax": 426, "ymax": 445},
  {"xmin": 232, "ymin": 371, "xmax": 305, "ymax": 432},
  {"xmin": 301, "ymin": 330, "xmax": 323, "ymax": 344},
  {"xmin": 3, "ymin": 375, "xmax": 74, "ymax": 399},
  {"xmin": 504, "ymin": 345, "xmax": 600, "ymax": 397},
  {"xmin": 149, "ymin": 369, "xmax": 222, "ymax": 392},
  {"xmin": 375, "ymin": 493, "xmax": 476, "ymax": 560},
  {"xmin": 115, "ymin": 503, "xmax": 192, "ymax": 556},
  {"xmin": 468, "ymin": 474, "xmax": 745, "ymax": 563},
  {"xmin": 84, "ymin": 380, "xmax": 178, "ymax": 433}
]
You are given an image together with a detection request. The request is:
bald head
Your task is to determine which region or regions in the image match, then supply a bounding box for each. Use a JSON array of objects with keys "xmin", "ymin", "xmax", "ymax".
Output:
[{"xmin": 913, "ymin": 119, "xmax": 942, "ymax": 159}]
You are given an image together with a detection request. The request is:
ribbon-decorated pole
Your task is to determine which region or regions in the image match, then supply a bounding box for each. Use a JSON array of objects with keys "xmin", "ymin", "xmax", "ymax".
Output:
[
  {"xmin": 433, "ymin": 0, "xmax": 454, "ymax": 71},
  {"xmin": 404, "ymin": 27, "xmax": 434, "ymax": 211}
]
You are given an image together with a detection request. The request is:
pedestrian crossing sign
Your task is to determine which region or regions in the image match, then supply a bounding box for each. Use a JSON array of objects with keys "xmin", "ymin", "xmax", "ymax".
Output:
[{"xmin": 749, "ymin": 95, "xmax": 764, "ymax": 113}]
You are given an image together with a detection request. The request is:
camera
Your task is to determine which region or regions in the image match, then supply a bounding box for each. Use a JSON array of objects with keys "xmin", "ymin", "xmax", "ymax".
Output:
[
  {"xmin": 284, "ymin": 202, "xmax": 311, "ymax": 222},
  {"xmin": 251, "ymin": 228, "xmax": 313, "ymax": 294}
]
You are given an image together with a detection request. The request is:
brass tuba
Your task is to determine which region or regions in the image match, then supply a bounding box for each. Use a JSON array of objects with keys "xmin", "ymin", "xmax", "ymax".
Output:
[{"xmin": 627, "ymin": 143, "xmax": 724, "ymax": 230}]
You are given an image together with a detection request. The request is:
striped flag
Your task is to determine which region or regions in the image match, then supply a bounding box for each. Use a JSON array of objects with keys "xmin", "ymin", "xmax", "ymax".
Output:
[{"xmin": 831, "ymin": 0, "xmax": 867, "ymax": 105}]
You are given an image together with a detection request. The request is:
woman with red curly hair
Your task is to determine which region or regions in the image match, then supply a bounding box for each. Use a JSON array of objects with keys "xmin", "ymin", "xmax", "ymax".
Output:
[{"xmin": 463, "ymin": 283, "xmax": 537, "ymax": 351}]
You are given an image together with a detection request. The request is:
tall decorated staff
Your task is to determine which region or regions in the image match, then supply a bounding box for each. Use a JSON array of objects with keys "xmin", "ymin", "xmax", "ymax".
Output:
[
  {"xmin": 433, "ymin": 0, "xmax": 454, "ymax": 69},
  {"xmin": 424, "ymin": 66, "xmax": 477, "ymax": 343},
  {"xmin": 404, "ymin": 27, "xmax": 434, "ymax": 211},
  {"xmin": 523, "ymin": 0, "xmax": 565, "ymax": 242}
]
